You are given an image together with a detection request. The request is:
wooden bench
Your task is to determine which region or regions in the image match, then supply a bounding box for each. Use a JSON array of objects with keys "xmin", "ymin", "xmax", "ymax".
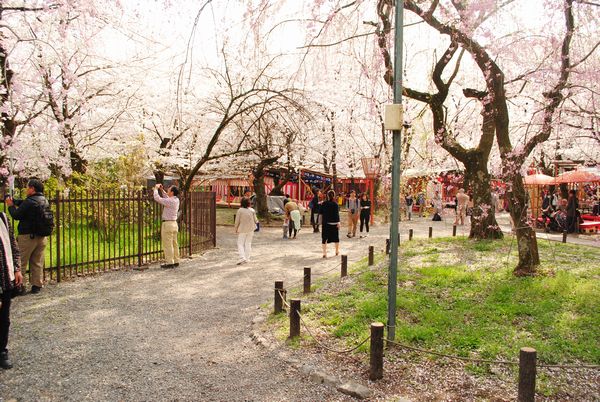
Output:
[{"xmin": 580, "ymin": 221, "xmax": 600, "ymax": 234}]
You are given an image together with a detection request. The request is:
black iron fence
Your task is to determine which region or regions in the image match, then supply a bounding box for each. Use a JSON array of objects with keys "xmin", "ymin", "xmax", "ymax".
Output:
[{"xmin": 2, "ymin": 190, "xmax": 216, "ymax": 282}]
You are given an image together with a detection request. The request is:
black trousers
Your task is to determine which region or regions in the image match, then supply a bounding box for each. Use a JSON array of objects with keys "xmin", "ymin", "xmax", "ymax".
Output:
[
  {"xmin": 0, "ymin": 292, "xmax": 11, "ymax": 353},
  {"xmin": 360, "ymin": 211, "xmax": 370, "ymax": 233}
]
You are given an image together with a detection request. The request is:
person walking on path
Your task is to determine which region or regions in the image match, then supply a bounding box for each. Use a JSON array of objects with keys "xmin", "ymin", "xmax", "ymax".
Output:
[
  {"xmin": 454, "ymin": 188, "xmax": 470, "ymax": 226},
  {"xmin": 405, "ymin": 194, "xmax": 414, "ymax": 221},
  {"xmin": 234, "ymin": 198, "xmax": 258, "ymax": 265},
  {"xmin": 432, "ymin": 190, "xmax": 443, "ymax": 221},
  {"xmin": 359, "ymin": 193, "xmax": 371, "ymax": 237},
  {"xmin": 319, "ymin": 190, "xmax": 340, "ymax": 258},
  {"xmin": 0, "ymin": 211, "xmax": 23, "ymax": 369},
  {"xmin": 566, "ymin": 189, "xmax": 579, "ymax": 233},
  {"xmin": 153, "ymin": 184, "xmax": 180, "ymax": 268},
  {"xmin": 309, "ymin": 190, "xmax": 321, "ymax": 233},
  {"xmin": 346, "ymin": 190, "xmax": 360, "ymax": 238},
  {"xmin": 6, "ymin": 179, "xmax": 50, "ymax": 294},
  {"xmin": 284, "ymin": 199, "xmax": 301, "ymax": 239}
]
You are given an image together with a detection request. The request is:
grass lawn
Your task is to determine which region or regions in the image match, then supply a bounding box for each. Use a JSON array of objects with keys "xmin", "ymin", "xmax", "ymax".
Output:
[{"xmin": 271, "ymin": 237, "xmax": 600, "ymax": 367}]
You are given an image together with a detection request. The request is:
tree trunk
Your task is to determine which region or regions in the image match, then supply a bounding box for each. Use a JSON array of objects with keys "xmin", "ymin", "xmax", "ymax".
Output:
[
  {"xmin": 463, "ymin": 156, "xmax": 503, "ymax": 239},
  {"xmin": 269, "ymin": 170, "xmax": 292, "ymax": 196},
  {"xmin": 70, "ymin": 149, "xmax": 88, "ymax": 175},
  {"xmin": 153, "ymin": 169, "xmax": 165, "ymax": 185},
  {"xmin": 509, "ymin": 174, "xmax": 540, "ymax": 276},
  {"xmin": 253, "ymin": 172, "xmax": 269, "ymax": 220}
]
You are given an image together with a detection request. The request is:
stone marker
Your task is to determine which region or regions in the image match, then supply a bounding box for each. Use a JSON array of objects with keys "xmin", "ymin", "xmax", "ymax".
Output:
[{"xmin": 337, "ymin": 382, "xmax": 372, "ymax": 399}]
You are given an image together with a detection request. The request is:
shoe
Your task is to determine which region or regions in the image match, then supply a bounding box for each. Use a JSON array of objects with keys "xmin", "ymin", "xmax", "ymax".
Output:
[
  {"xmin": 30, "ymin": 286, "xmax": 41, "ymax": 294},
  {"xmin": 236, "ymin": 260, "xmax": 247, "ymax": 265},
  {"xmin": 160, "ymin": 264, "xmax": 173, "ymax": 269},
  {"xmin": 0, "ymin": 352, "xmax": 13, "ymax": 370},
  {"xmin": 347, "ymin": 233, "xmax": 352, "ymax": 238},
  {"xmin": 322, "ymin": 255, "xmax": 327, "ymax": 259},
  {"xmin": 173, "ymin": 263, "xmax": 180, "ymax": 268},
  {"xmin": 364, "ymin": 234, "xmax": 368, "ymax": 238}
]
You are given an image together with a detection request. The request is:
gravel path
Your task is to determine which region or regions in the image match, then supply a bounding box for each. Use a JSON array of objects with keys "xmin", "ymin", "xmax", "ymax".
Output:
[
  {"xmin": 0, "ymin": 221, "xmax": 398, "ymax": 402},
  {"xmin": 1, "ymin": 213, "xmax": 596, "ymax": 401}
]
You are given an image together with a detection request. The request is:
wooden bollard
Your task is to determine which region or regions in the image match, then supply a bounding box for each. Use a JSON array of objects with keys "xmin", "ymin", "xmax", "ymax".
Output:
[
  {"xmin": 274, "ymin": 281, "xmax": 285, "ymax": 314},
  {"xmin": 518, "ymin": 347, "xmax": 537, "ymax": 402},
  {"xmin": 452, "ymin": 225, "xmax": 457, "ymax": 237},
  {"xmin": 562, "ymin": 231, "xmax": 567, "ymax": 243},
  {"xmin": 303, "ymin": 267, "xmax": 311, "ymax": 294},
  {"xmin": 409, "ymin": 229, "xmax": 413, "ymax": 241},
  {"xmin": 385, "ymin": 239, "xmax": 390, "ymax": 255},
  {"xmin": 368, "ymin": 246, "xmax": 374, "ymax": 266},
  {"xmin": 428, "ymin": 226, "xmax": 433, "ymax": 238},
  {"xmin": 289, "ymin": 299, "xmax": 301, "ymax": 338},
  {"xmin": 369, "ymin": 322, "xmax": 385, "ymax": 380},
  {"xmin": 341, "ymin": 255, "xmax": 348, "ymax": 277}
]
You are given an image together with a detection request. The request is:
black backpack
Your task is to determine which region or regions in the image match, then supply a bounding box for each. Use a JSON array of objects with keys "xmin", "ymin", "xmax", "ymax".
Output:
[{"xmin": 32, "ymin": 197, "xmax": 54, "ymax": 237}]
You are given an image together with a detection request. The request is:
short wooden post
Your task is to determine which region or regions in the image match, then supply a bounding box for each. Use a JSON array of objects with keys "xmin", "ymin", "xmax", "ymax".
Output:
[
  {"xmin": 385, "ymin": 239, "xmax": 390, "ymax": 255},
  {"xmin": 303, "ymin": 267, "xmax": 311, "ymax": 294},
  {"xmin": 562, "ymin": 231, "xmax": 567, "ymax": 243},
  {"xmin": 518, "ymin": 347, "xmax": 537, "ymax": 402},
  {"xmin": 274, "ymin": 281, "xmax": 285, "ymax": 314},
  {"xmin": 369, "ymin": 322, "xmax": 385, "ymax": 380},
  {"xmin": 289, "ymin": 299, "xmax": 301, "ymax": 338},
  {"xmin": 428, "ymin": 226, "xmax": 433, "ymax": 238},
  {"xmin": 409, "ymin": 229, "xmax": 413, "ymax": 241},
  {"xmin": 368, "ymin": 246, "xmax": 374, "ymax": 266},
  {"xmin": 341, "ymin": 255, "xmax": 348, "ymax": 277},
  {"xmin": 452, "ymin": 225, "xmax": 457, "ymax": 237}
]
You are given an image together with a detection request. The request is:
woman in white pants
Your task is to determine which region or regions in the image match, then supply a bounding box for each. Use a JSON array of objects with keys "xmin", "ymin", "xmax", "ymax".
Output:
[{"xmin": 234, "ymin": 197, "xmax": 258, "ymax": 265}]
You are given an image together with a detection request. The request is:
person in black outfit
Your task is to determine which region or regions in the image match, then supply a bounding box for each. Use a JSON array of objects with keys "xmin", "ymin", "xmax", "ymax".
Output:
[
  {"xmin": 319, "ymin": 190, "xmax": 340, "ymax": 258},
  {"xmin": 0, "ymin": 211, "xmax": 23, "ymax": 369},
  {"xmin": 359, "ymin": 193, "xmax": 371, "ymax": 237},
  {"xmin": 566, "ymin": 189, "xmax": 579, "ymax": 233},
  {"xmin": 309, "ymin": 189, "xmax": 322, "ymax": 233}
]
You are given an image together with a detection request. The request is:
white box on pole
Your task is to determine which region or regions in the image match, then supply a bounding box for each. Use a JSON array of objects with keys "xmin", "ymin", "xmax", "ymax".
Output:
[{"xmin": 384, "ymin": 104, "xmax": 404, "ymax": 131}]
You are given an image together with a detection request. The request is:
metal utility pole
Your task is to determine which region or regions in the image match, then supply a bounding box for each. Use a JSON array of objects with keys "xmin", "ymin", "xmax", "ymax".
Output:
[{"xmin": 387, "ymin": 0, "xmax": 404, "ymax": 342}]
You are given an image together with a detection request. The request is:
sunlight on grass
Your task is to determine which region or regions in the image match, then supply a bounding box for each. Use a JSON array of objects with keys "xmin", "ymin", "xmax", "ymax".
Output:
[{"xmin": 271, "ymin": 236, "xmax": 600, "ymax": 366}]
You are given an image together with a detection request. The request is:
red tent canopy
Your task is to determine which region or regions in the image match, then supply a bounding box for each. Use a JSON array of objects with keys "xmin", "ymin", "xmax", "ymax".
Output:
[
  {"xmin": 556, "ymin": 170, "xmax": 600, "ymax": 184},
  {"xmin": 523, "ymin": 173, "xmax": 556, "ymax": 185}
]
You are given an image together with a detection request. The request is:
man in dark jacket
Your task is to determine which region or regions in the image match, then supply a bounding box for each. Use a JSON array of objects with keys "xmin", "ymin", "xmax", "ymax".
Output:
[
  {"xmin": 309, "ymin": 189, "xmax": 321, "ymax": 233},
  {"xmin": 6, "ymin": 179, "xmax": 49, "ymax": 294}
]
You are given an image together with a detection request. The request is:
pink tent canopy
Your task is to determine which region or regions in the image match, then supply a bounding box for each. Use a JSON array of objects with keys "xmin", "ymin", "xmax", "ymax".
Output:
[
  {"xmin": 556, "ymin": 170, "xmax": 600, "ymax": 184},
  {"xmin": 523, "ymin": 173, "xmax": 556, "ymax": 186}
]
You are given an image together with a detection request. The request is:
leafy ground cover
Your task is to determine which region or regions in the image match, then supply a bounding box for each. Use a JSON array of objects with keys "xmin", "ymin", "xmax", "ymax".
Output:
[{"xmin": 268, "ymin": 236, "xmax": 600, "ymax": 399}]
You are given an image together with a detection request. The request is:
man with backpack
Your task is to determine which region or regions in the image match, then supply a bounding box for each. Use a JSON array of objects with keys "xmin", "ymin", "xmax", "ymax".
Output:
[{"xmin": 6, "ymin": 179, "xmax": 53, "ymax": 294}]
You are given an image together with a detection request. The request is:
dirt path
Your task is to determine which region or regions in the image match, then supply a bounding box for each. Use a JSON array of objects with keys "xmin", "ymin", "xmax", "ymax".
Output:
[{"xmin": 0, "ymin": 222, "xmax": 396, "ymax": 402}]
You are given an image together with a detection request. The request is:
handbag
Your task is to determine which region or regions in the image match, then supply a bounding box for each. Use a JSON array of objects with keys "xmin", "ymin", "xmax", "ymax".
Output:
[{"xmin": 254, "ymin": 222, "xmax": 260, "ymax": 232}]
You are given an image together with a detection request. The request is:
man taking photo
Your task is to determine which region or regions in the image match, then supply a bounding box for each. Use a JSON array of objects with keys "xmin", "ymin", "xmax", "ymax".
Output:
[{"xmin": 6, "ymin": 179, "xmax": 51, "ymax": 294}]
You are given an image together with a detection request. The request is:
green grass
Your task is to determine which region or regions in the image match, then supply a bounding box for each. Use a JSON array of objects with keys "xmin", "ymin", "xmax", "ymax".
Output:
[{"xmin": 271, "ymin": 237, "xmax": 600, "ymax": 366}]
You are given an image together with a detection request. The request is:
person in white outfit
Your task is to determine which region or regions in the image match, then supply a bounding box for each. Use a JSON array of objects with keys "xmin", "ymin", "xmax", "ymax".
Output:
[{"xmin": 234, "ymin": 197, "xmax": 258, "ymax": 265}]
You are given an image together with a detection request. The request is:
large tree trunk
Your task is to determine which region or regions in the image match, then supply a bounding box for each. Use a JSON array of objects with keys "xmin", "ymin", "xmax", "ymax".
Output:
[
  {"xmin": 508, "ymin": 174, "xmax": 540, "ymax": 276},
  {"xmin": 253, "ymin": 172, "xmax": 269, "ymax": 220},
  {"xmin": 463, "ymin": 155, "xmax": 503, "ymax": 239}
]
